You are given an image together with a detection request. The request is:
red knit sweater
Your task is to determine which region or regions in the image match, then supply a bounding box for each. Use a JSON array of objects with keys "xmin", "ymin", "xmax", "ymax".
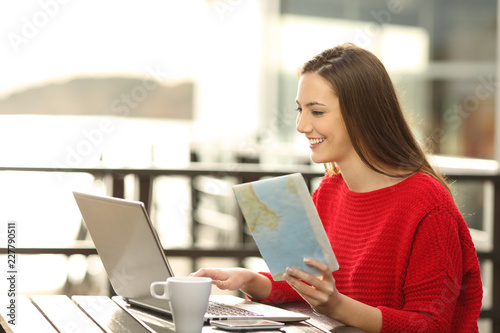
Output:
[{"xmin": 258, "ymin": 172, "xmax": 482, "ymax": 332}]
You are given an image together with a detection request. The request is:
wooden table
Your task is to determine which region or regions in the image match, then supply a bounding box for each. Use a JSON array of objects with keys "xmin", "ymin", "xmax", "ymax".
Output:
[{"xmin": 0, "ymin": 295, "xmax": 363, "ymax": 332}]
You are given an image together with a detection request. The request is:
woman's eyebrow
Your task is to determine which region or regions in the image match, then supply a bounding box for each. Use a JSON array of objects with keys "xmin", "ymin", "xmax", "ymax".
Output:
[{"xmin": 296, "ymin": 101, "xmax": 326, "ymax": 107}]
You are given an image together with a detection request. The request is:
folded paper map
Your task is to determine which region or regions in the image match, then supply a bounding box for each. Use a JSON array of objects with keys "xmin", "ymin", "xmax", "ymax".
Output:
[{"xmin": 232, "ymin": 173, "xmax": 339, "ymax": 281}]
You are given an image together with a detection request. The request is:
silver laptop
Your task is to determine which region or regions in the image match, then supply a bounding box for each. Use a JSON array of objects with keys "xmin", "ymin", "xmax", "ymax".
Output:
[{"xmin": 72, "ymin": 191, "xmax": 309, "ymax": 322}]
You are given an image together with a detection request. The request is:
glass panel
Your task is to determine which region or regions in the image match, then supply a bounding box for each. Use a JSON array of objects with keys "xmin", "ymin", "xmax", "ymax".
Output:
[
  {"xmin": 452, "ymin": 180, "xmax": 485, "ymax": 231},
  {"xmin": 278, "ymin": 0, "xmax": 497, "ymax": 159}
]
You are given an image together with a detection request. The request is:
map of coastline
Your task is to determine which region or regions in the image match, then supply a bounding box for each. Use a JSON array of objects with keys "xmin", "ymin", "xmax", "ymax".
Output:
[
  {"xmin": 233, "ymin": 174, "xmax": 338, "ymax": 281},
  {"xmin": 233, "ymin": 184, "xmax": 279, "ymax": 233}
]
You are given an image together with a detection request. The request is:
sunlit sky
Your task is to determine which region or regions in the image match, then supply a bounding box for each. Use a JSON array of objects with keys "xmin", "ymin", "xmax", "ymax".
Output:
[
  {"xmin": 0, "ymin": 0, "xmax": 267, "ymax": 144},
  {"xmin": 1, "ymin": 1, "xmax": 214, "ymax": 95}
]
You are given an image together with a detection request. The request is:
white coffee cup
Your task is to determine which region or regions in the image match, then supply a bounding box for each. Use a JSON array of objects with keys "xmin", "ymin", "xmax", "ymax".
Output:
[{"xmin": 150, "ymin": 277, "xmax": 212, "ymax": 333}]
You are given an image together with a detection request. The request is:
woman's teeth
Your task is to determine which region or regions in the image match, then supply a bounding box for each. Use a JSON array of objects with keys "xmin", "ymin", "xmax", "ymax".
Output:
[{"xmin": 309, "ymin": 138, "xmax": 325, "ymax": 145}]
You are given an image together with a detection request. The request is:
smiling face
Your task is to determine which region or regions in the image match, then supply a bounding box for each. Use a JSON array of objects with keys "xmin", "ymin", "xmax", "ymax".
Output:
[{"xmin": 295, "ymin": 72, "xmax": 356, "ymax": 166}]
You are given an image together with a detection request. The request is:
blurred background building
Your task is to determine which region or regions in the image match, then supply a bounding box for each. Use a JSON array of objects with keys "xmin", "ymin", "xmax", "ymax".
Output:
[{"xmin": 0, "ymin": 0, "xmax": 498, "ymax": 331}]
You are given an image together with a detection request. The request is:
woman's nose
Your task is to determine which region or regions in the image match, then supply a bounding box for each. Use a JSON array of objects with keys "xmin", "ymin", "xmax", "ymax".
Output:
[{"xmin": 296, "ymin": 112, "xmax": 310, "ymax": 134}]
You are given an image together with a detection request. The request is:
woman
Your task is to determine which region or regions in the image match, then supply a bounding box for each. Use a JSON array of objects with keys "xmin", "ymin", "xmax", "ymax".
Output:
[{"xmin": 192, "ymin": 43, "xmax": 482, "ymax": 332}]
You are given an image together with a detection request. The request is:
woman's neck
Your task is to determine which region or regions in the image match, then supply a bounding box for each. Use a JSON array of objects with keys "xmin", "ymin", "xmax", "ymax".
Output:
[{"xmin": 336, "ymin": 159, "xmax": 405, "ymax": 193}]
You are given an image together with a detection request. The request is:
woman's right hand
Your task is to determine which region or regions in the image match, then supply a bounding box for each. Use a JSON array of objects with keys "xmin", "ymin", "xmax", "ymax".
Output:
[
  {"xmin": 190, "ymin": 267, "xmax": 255, "ymax": 290},
  {"xmin": 190, "ymin": 268, "xmax": 272, "ymax": 300}
]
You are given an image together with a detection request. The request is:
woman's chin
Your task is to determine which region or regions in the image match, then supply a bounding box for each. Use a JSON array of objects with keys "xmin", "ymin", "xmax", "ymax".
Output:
[{"xmin": 310, "ymin": 156, "xmax": 327, "ymax": 164}]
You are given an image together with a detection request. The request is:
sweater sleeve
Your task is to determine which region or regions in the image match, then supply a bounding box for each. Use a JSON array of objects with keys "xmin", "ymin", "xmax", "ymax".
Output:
[
  {"xmin": 378, "ymin": 207, "xmax": 482, "ymax": 332},
  {"xmin": 249, "ymin": 272, "xmax": 303, "ymax": 304}
]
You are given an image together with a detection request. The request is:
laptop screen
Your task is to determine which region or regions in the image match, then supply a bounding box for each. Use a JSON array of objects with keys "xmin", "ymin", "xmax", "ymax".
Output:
[{"xmin": 73, "ymin": 192, "xmax": 174, "ymax": 301}]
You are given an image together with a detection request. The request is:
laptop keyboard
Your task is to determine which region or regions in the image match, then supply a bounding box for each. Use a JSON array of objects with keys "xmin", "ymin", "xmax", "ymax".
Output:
[{"xmin": 207, "ymin": 301, "xmax": 263, "ymax": 317}]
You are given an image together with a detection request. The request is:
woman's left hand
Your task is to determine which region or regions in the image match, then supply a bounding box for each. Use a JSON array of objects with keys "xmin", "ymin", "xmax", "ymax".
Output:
[{"xmin": 283, "ymin": 258, "xmax": 341, "ymax": 318}]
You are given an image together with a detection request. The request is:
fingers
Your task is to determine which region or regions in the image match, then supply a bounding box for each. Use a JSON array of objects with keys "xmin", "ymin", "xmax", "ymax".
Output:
[
  {"xmin": 284, "ymin": 259, "xmax": 336, "ymax": 304},
  {"xmin": 285, "ymin": 266, "xmax": 324, "ymax": 293},
  {"xmin": 286, "ymin": 258, "xmax": 333, "ymax": 285},
  {"xmin": 190, "ymin": 268, "xmax": 228, "ymax": 286},
  {"xmin": 189, "ymin": 268, "xmax": 245, "ymax": 291},
  {"xmin": 304, "ymin": 258, "xmax": 333, "ymax": 278},
  {"xmin": 191, "ymin": 268, "xmax": 223, "ymax": 279}
]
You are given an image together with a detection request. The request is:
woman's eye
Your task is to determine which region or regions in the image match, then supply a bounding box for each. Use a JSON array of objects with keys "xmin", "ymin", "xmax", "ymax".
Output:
[
  {"xmin": 312, "ymin": 110, "xmax": 324, "ymax": 115},
  {"xmin": 295, "ymin": 107, "xmax": 302, "ymax": 112}
]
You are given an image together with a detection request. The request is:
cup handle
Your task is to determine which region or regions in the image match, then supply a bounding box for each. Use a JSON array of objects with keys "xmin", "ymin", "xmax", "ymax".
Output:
[{"xmin": 150, "ymin": 281, "xmax": 169, "ymax": 300}]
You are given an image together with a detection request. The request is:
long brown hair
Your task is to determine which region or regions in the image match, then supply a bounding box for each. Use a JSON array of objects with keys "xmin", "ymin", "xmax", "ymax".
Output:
[{"xmin": 299, "ymin": 43, "xmax": 450, "ymax": 192}]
